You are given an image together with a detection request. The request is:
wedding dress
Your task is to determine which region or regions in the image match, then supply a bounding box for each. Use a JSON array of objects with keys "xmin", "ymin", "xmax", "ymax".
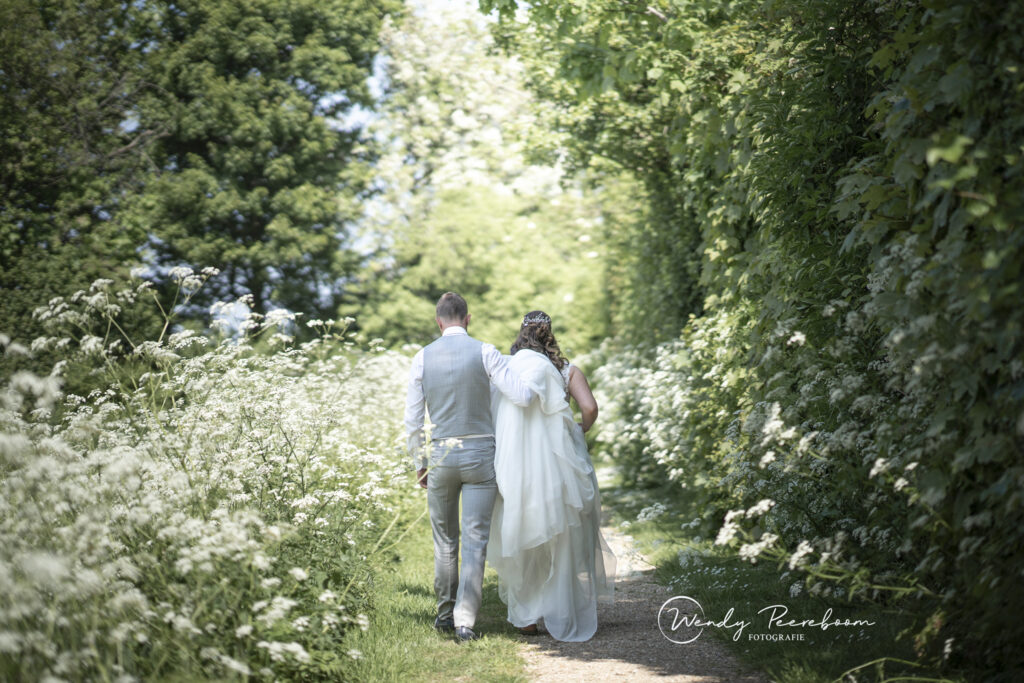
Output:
[{"xmin": 487, "ymin": 349, "xmax": 615, "ymax": 642}]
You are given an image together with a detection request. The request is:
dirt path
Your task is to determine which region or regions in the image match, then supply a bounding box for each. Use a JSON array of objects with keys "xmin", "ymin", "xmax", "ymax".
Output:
[{"xmin": 516, "ymin": 517, "xmax": 769, "ymax": 682}]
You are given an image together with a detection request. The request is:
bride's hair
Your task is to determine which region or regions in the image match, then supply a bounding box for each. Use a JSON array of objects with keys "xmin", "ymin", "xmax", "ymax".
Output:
[{"xmin": 511, "ymin": 310, "xmax": 568, "ymax": 371}]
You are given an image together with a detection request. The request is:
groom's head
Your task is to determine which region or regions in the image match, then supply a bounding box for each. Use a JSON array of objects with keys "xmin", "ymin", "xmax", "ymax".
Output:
[{"xmin": 436, "ymin": 292, "xmax": 471, "ymax": 331}]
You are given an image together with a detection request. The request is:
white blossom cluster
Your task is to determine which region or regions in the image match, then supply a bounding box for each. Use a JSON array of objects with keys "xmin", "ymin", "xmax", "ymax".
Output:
[
  {"xmin": 0, "ymin": 278, "xmax": 410, "ymax": 680},
  {"xmin": 584, "ymin": 297, "xmax": 928, "ymax": 605}
]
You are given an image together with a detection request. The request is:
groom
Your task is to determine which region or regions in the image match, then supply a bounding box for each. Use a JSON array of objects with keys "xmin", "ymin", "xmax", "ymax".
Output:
[{"xmin": 405, "ymin": 292, "xmax": 534, "ymax": 641}]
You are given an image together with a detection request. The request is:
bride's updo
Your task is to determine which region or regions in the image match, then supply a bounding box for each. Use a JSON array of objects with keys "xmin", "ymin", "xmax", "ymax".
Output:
[{"xmin": 511, "ymin": 310, "xmax": 568, "ymax": 371}]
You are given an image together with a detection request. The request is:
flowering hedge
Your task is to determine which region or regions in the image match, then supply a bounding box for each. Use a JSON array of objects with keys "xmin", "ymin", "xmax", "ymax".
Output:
[
  {"xmin": 0, "ymin": 272, "xmax": 409, "ymax": 680},
  {"xmin": 494, "ymin": 0, "xmax": 1024, "ymax": 676}
]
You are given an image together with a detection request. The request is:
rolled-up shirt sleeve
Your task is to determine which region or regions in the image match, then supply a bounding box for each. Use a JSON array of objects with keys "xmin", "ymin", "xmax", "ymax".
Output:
[
  {"xmin": 404, "ymin": 348, "xmax": 427, "ymax": 469},
  {"xmin": 481, "ymin": 344, "xmax": 534, "ymax": 406}
]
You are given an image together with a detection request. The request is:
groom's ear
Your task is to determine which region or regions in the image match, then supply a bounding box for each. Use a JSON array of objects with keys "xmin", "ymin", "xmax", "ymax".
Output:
[{"xmin": 464, "ymin": 313, "xmax": 472, "ymax": 328}]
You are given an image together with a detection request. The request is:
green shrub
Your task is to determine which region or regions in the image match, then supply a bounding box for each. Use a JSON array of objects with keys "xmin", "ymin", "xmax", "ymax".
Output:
[{"xmin": 496, "ymin": 0, "xmax": 1024, "ymax": 676}]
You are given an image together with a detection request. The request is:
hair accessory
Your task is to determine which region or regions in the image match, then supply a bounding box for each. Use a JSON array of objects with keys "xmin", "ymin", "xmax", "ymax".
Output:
[{"xmin": 522, "ymin": 312, "xmax": 551, "ymax": 326}]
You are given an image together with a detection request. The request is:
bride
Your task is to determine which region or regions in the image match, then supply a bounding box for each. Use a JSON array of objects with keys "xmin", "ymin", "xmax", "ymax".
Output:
[{"xmin": 487, "ymin": 310, "xmax": 615, "ymax": 641}]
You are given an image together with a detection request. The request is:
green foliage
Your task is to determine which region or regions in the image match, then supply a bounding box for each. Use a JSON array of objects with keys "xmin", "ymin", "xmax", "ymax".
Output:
[
  {"xmin": 136, "ymin": 0, "xmax": 401, "ymax": 318},
  {"xmin": 497, "ymin": 0, "xmax": 1024, "ymax": 677},
  {"xmin": 350, "ymin": 187, "xmax": 608, "ymax": 354},
  {"xmin": 1, "ymin": 0, "xmax": 400, "ymax": 371},
  {"xmin": 345, "ymin": 5, "xmax": 612, "ymax": 355},
  {"xmin": 341, "ymin": 513, "xmax": 528, "ymax": 682},
  {"xmin": 0, "ymin": 0, "xmax": 164, "ymax": 374},
  {"xmin": 598, "ymin": 480, "xmax": 934, "ymax": 683},
  {"xmin": 485, "ymin": 0, "xmax": 708, "ymax": 338},
  {"xmin": 2, "ymin": 275, "xmax": 410, "ymax": 680}
]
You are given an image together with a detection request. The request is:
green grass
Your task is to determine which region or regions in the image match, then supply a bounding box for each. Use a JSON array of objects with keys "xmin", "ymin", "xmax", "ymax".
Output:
[
  {"xmin": 600, "ymin": 477, "xmax": 960, "ymax": 683},
  {"xmin": 341, "ymin": 502, "xmax": 528, "ymax": 682}
]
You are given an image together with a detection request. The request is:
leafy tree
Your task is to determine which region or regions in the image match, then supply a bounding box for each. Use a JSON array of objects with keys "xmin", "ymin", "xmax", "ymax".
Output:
[
  {"xmin": 485, "ymin": 1, "xmax": 708, "ymax": 339},
  {"xmin": 346, "ymin": 3, "xmax": 613, "ymax": 354},
  {"xmin": 1, "ymin": 0, "xmax": 401, "ymax": 377},
  {"xmin": 135, "ymin": 0, "xmax": 401, "ymax": 319},
  {"xmin": 0, "ymin": 0, "xmax": 165, "ymax": 373}
]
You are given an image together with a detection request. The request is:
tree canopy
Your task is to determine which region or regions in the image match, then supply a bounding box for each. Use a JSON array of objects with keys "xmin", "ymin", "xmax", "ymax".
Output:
[
  {"xmin": 1, "ymin": 0, "xmax": 400, "ymax": 372},
  {"xmin": 136, "ymin": 0, "xmax": 400, "ymax": 318},
  {"xmin": 343, "ymin": 4, "xmax": 619, "ymax": 354},
  {"xmin": 1, "ymin": 0, "xmax": 163, "ymax": 366}
]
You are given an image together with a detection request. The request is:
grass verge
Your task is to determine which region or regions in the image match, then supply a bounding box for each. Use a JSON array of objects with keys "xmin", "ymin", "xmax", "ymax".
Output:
[
  {"xmin": 601, "ymin": 477, "xmax": 960, "ymax": 683},
  {"xmin": 341, "ymin": 498, "xmax": 528, "ymax": 682}
]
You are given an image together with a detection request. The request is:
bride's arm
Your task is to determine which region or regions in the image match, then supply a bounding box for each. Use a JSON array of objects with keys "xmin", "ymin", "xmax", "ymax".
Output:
[{"xmin": 567, "ymin": 366, "xmax": 598, "ymax": 432}]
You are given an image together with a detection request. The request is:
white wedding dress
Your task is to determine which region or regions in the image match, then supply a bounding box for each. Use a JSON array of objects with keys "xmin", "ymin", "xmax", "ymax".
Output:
[{"xmin": 487, "ymin": 349, "xmax": 615, "ymax": 641}]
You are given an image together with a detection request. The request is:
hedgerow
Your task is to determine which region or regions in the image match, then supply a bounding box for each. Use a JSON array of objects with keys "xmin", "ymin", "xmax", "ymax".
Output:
[{"xmin": 490, "ymin": 0, "xmax": 1024, "ymax": 675}]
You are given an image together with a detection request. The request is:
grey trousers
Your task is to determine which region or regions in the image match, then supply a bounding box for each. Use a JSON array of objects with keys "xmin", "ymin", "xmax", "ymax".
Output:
[{"xmin": 427, "ymin": 437, "xmax": 497, "ymax": 629}]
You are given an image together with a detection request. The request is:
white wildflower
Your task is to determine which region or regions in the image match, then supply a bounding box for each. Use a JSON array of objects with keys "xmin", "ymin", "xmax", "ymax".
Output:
[
  {"xmin": 715, "ymin": 510, "xmax": 744, "ymax": 546},
  {"xmin": 19, "ymin": 552, "xmax": 69, "ymax": 587},
  {"xmin": 869, "ymin": 458, "xmax": 890, "ymax": 478},
  {"xmin": 182, "ymin": 275, "xmax": 203, "ymax": 290},
  {"xmin": 256, "ymin": 597, "xmax": 298, "ymax": 627},
  {"xmin": 738, "ymin": 533, "xmax": 778, "ymax": 563},
  {"xmin": 0, "ymin": 631, "xmax": 21, "ymax": 654},
  {"xmin": 81, "ymin": 335, "xmax": 105, "ymax": 355},
  {"xmin": 218, "ymin": 655, "xmax": 251, "ymax": 676},
  {"xmin": 263, "ymin": 308, "xmax": 296, "ymax": 329},
  {"xmin": 4, "ymin": 341, "xmax": 29, "ymax": 357},
  {"xmin": 788, "ymin": 540, "xmax": 814, "ymax": 569},
  {"xmin": 169, "ymin": 266, "xmax": 194, "ymax": 283},
  {"xmin": 746, "ymin": 498, "xmax": 775, "ymax": 518},
  {"xmin": 636, "ymin": 503, "xmax": 666, "ymax": 521}
]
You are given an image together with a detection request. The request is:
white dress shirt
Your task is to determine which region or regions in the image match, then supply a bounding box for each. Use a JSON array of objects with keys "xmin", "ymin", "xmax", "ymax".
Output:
[{"xmin": 405, "ymin": 326, "xmax": 534, "ymax": 468}]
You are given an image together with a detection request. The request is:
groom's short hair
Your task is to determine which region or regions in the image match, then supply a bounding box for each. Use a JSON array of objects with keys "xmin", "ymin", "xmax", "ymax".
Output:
[{"xmin": 436, "ymin": 292, "xmax": 468, "ymax": 322}]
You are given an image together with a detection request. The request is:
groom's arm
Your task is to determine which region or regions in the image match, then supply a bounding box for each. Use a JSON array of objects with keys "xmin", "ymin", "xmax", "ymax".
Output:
[
  {"xmin": 481, "ymin": 344, "xmax": 534, "ymax": 407},
  {"xmin": 404, "ymin": 348, "xmax": 429, "ymax": 481}
]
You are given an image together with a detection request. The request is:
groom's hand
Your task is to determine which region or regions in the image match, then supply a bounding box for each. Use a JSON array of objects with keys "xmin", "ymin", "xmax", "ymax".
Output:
[{"xmin": 416, "ymin": 468, "xmax": 428, "ymax": 489}]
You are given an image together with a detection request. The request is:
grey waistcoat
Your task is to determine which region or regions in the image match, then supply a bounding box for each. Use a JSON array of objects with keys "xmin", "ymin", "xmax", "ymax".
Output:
[{"xmin": 422, "ymin": 334, "xmax": 493, "ymax": 440}]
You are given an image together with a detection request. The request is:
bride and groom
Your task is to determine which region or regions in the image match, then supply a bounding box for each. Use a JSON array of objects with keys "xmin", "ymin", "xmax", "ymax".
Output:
[{"xmin": 404, "ymin": 292, "xmax": 615, "ymax": 643}]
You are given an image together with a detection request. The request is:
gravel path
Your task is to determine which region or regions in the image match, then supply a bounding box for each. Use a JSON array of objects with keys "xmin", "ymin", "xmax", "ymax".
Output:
[{"xmin": 515, "ymin": 518, "xmax": 770, "ymax": 682}]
